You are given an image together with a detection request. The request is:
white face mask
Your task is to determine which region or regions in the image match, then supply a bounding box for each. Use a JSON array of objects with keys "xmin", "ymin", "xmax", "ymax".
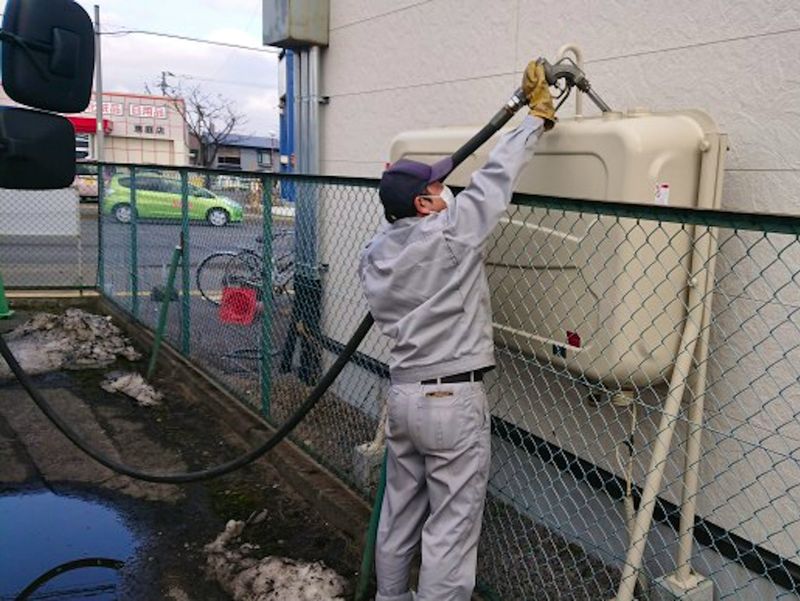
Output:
[{"xmin": 438, "ymin": 185, "xmax": 455, "ymax": 209}]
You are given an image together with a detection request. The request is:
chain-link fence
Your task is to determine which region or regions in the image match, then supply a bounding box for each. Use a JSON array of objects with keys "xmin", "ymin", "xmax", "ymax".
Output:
[
  {"xmin": 95, "ymin": 164, "xmax": 800, "ymax": 601},
  {"xmin": 0, "ymin": 185, "xmax": 96, "ymax": 289}
]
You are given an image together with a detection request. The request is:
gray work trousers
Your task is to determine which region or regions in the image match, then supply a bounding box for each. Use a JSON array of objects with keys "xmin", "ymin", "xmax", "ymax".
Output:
[{"xmin": 375, "ymin": 381, "xmax": 491, "ymax": 601}]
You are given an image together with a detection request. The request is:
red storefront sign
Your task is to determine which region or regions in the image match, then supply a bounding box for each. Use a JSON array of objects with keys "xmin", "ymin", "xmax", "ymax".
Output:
[{"xmin": 67, "ymin": 116, "xmax": 114, "ymax": 135}]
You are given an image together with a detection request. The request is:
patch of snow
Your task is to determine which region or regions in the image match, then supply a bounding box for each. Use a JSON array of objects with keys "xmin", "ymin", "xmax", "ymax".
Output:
[
  {"xmin": 204, "ymin": 519, "xmax": 347, "ymax": 601},
  {"xmin": 0, "ymin": 309, "xmax": 141, "ymax": 379},
  {"xmin": 101, "ymin": 371, "xmax": 162, "ymax": 407}
]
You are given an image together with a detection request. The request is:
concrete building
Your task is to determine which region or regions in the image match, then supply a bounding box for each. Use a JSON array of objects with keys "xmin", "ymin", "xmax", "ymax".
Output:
[
  {"xmin": 0, "ymin": 88, "xmax": 190, "ymax": 166},
  {"xmin": 278, "ymin": 2, "xmax": 800, "ymax": 600},
  {"xmin": 189, "ymin": 134, "xmax": 280, "ymax": 172}
]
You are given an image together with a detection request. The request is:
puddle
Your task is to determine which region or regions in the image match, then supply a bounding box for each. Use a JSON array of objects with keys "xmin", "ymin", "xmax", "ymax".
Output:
[{"xmin": 0, "ymin": 490, "xmax": 138, "ymax": 600}]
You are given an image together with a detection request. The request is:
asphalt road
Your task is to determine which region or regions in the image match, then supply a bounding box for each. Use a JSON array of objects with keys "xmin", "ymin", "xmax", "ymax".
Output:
[
  {"xmin": 1, "ymin": 206, "xmax": 294, "ymax": 290},
  {"xmin": 3, "ymin": 208, "xmax": 299, "ymax": 381}
]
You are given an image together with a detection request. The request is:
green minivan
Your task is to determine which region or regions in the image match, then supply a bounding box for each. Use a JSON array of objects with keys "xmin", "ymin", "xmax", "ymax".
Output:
[{"xmin": 102, "ymin": 173, "xmax": 244, "ymax": 226}]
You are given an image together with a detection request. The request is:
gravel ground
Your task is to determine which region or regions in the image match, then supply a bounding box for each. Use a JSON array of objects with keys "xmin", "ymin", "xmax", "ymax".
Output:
[{"xmin": 479, "ymin": 496, "xmax": 622, "ymax": 600}]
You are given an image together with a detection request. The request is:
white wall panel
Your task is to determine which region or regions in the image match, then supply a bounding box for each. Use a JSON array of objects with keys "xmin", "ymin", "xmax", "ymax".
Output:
[
  {"xmin": 0, "ymin": 190, "xmax": 79, "ymax": 236},
  {"xmin": 317, "ymin": 1, "xmax": 800, "ymax": 596},
  {"xmin": 326, "ymin": 0, "xmax": 516, "ymax": 96},
  {"xmin": 320, "ymin": 73, "xmax": 518, "ymax": 177},
  {"xmin": 516, "ymin": 0, "xmax": 800, "ymax": 68},
  {"xmin": 329, "ymin": 0, "xmax": 433, "ymax": 31}
]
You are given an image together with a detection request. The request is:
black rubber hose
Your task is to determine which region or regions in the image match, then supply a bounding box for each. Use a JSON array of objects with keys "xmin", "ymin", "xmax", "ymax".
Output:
[
  {"xmin": 0, "ymin": 313, "xmax": 374, "ymax": 484},
  {"xmin": 14, "ymin": 557, "xmax": 125, "ymax": 601},
  {"xmin": 3, "ymin": 85, "xmax": 530, "ymax": 486},
  {"xmin": 448, "ymin": 87, "xmax": 527, "ymax": 176}
]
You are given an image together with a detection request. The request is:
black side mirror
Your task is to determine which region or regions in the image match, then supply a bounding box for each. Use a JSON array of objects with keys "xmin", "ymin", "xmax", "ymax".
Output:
[
  {"xmin": 0, "ymin": 0, "xmax": 94, "ymax": 189},
  {"xmin": 1, "ymin": 0, "xmax": 95, "ymax": 113},
  {"xmin": 0, "ymin": 107, "xmax": 76, "ymax": 189}
]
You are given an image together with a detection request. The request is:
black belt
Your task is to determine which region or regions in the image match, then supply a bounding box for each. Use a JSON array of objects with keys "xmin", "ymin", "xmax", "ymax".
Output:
[{"xmin": 421, "ymin": 370, "xmax": 485, "ymax": 385}]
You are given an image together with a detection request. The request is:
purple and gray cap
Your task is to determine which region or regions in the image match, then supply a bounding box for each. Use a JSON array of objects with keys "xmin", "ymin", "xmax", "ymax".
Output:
[{"xmin": 378, "ymin": 157, "xmax": 454, "ymax": 223}]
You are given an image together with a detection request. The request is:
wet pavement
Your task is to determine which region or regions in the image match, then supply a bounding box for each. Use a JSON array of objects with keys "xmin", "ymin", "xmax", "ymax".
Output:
[
  {"xmin": 0, "ymin": 490, "xmax": 135, "ymax": 600},
  {"xmin": 0, "ymin": 306, "xmax": 363, "ymax": 600}
]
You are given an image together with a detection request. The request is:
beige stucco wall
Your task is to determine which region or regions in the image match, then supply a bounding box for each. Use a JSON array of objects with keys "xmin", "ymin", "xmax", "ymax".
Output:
[
  {"xmin": 316, "ymin": 0, "xmax": 800, "ymax": 586},
  {"xmin": 321, "ymin": 0, "xmax": 800, "ymax": 208},
  {"xmin": 78, "ymin": 91, "xmax": 189, "ymax": 165}
]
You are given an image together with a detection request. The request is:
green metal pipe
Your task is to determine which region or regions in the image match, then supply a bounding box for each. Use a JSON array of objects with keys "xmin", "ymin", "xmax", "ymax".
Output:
[
  {"xmin": 0, "ymin": 272, "xmax": 13, "ymax": 319},
  {"xmin": 355, "ymin": 449, "xmax": 388, "ymax": 601},
  {"xmin": 180, "ymin": 172, "xmax": 191, "ymax": 356},
  {"xmin": 130, "ymin": 167, "xmax": 140, "ymax": 319},
  {"xmin": 147, "ymin": 244, "xmax": 182, "ymax": 380},
  {"xmin": 77, "ymin": 160, "xmax": 800, "ymax": 235}
]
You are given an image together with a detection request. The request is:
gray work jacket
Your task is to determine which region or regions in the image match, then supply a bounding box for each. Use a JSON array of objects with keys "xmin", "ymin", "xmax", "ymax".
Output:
[{"xmin": 360, "ymin": 115, "xmax": 544, "ymax": 383}]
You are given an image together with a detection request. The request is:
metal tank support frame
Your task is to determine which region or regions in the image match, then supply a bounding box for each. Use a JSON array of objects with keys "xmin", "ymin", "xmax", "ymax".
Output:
[
  {"xmin": 614, "ymin": 122, "xmax": 727, "ymax": 601},
  {"xmin": 535, "ymin": 43, "xmax": 723, "ymax": 601}
]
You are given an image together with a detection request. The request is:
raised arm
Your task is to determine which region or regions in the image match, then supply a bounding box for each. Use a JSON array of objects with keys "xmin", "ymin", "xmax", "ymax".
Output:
[{"xmin": 446, "ymin": 60, "xmax": 555, "ymax": 247}]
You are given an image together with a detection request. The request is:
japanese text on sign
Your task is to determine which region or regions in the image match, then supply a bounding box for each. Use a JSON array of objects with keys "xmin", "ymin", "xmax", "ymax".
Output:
[
  {"xmin": 85, "ymin": 101, "xmax": 168, "ymax": 120},
  {"xmin": 129, "ymin": 104, "xmax": 167, "ymax": 119},
  {"xmin": 86, "ymin": 101, "xmax": 124, "ymax": 116}
]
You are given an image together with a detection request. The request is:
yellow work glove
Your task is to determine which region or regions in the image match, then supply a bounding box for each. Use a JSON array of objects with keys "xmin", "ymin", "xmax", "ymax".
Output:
[{"xmin": 522, "ymin": 60, "xmax": 556, "ymax": 130}]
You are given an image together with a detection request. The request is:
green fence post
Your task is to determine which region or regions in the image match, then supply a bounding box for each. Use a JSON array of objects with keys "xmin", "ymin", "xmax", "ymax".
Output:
[
  {"xmin": 180, "ymin": 170, "xmax": 191, "ymax": 356},
  {"xmin": 355, "ymin": 450, "xmax": 388, "ymax": 601},
  {"xmin": 96, "ymin": 164, "xmax": 105, "ymax": 293},
  {"xmin": 0, "ymin": 272, "xmax": 13, "ymax": 319},
  {"xmin": 147, "ymin": 243, "xmax": 182, "ymax": 380},
  {"xmin": 130, "ymin": 166, "xmax": 139, "ymax": 319},
  {"xmin": 260, "ymin": 175, "xmax": 274, "ymax": 418}
]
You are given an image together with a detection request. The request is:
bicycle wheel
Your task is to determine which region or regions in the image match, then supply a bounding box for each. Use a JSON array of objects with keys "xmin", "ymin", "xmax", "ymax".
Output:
[
  {"xmin": 223, "ymin": 250, "xmax": 263, "ymax": 295},
  {"xmin": 196, "ymin": 252, "xmax": 239, "ymax": 305}
]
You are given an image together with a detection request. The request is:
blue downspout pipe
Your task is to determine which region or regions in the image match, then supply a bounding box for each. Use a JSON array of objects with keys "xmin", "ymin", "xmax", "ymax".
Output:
[{"xmin": 280, "ymin": 50, "xmax": 295, "ymax": 202}]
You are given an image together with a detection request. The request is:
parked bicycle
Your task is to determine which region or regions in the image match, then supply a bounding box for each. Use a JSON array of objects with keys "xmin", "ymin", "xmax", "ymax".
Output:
[{"xmin": 196, "ymin": 229, "xmax": 294, "ymax": 306}]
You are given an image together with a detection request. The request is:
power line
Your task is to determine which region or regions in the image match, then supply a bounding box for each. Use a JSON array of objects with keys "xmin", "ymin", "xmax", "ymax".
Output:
[
  {"xmin": 208, "ymin": 1, "xmax": 263, "ymax": 86},
  {"xmin": 101, "ymin": 28, "xmax": 279, "ymax": 54},
  {"xmin": 172, "ymin": 72, "xmax": 276, "ymax": 90}
]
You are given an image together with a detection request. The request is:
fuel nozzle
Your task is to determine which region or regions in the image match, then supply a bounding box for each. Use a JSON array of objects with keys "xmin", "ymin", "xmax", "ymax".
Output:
[{"xmin": 539, "ymin": 56, "xmax": 612, "ymax": 113}]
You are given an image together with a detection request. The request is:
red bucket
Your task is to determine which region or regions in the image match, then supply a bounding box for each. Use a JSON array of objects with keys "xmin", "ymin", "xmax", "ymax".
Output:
[{"xmin": 219, "ymin": 287, "xmax": 258, "ymax": 325}]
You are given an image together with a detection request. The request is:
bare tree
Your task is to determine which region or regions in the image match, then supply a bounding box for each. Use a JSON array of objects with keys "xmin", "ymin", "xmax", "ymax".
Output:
[{"xmin": 157, "ymin": 77, "xmax": 245, "ymax": 168}]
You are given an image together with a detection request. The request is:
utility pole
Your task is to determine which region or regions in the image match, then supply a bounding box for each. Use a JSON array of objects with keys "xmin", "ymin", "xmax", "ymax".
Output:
[
  {"xmin": 93, "ymin": 5, "xmax": 104, "ymax": 162},
  {"xmin": 159, "ymin": 71, "xmax": 174, "ymax": 96}
]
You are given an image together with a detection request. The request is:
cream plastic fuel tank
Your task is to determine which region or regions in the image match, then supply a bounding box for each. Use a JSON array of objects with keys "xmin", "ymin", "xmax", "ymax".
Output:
[{"xmin": 389, "ymin": 109, "xmax": 726, "ymax": 388}]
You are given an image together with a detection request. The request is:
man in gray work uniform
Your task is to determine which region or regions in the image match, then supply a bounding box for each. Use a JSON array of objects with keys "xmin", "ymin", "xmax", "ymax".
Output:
[{"xmin": 359, "ymin": 61, "xmax": 556, "ymax": 601}]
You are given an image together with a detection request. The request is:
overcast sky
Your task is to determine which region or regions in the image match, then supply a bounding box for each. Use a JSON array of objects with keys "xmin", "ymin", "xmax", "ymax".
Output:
[{"xmin": 74, "ymin": 0, "xmax": 281, "ymax": 137}]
